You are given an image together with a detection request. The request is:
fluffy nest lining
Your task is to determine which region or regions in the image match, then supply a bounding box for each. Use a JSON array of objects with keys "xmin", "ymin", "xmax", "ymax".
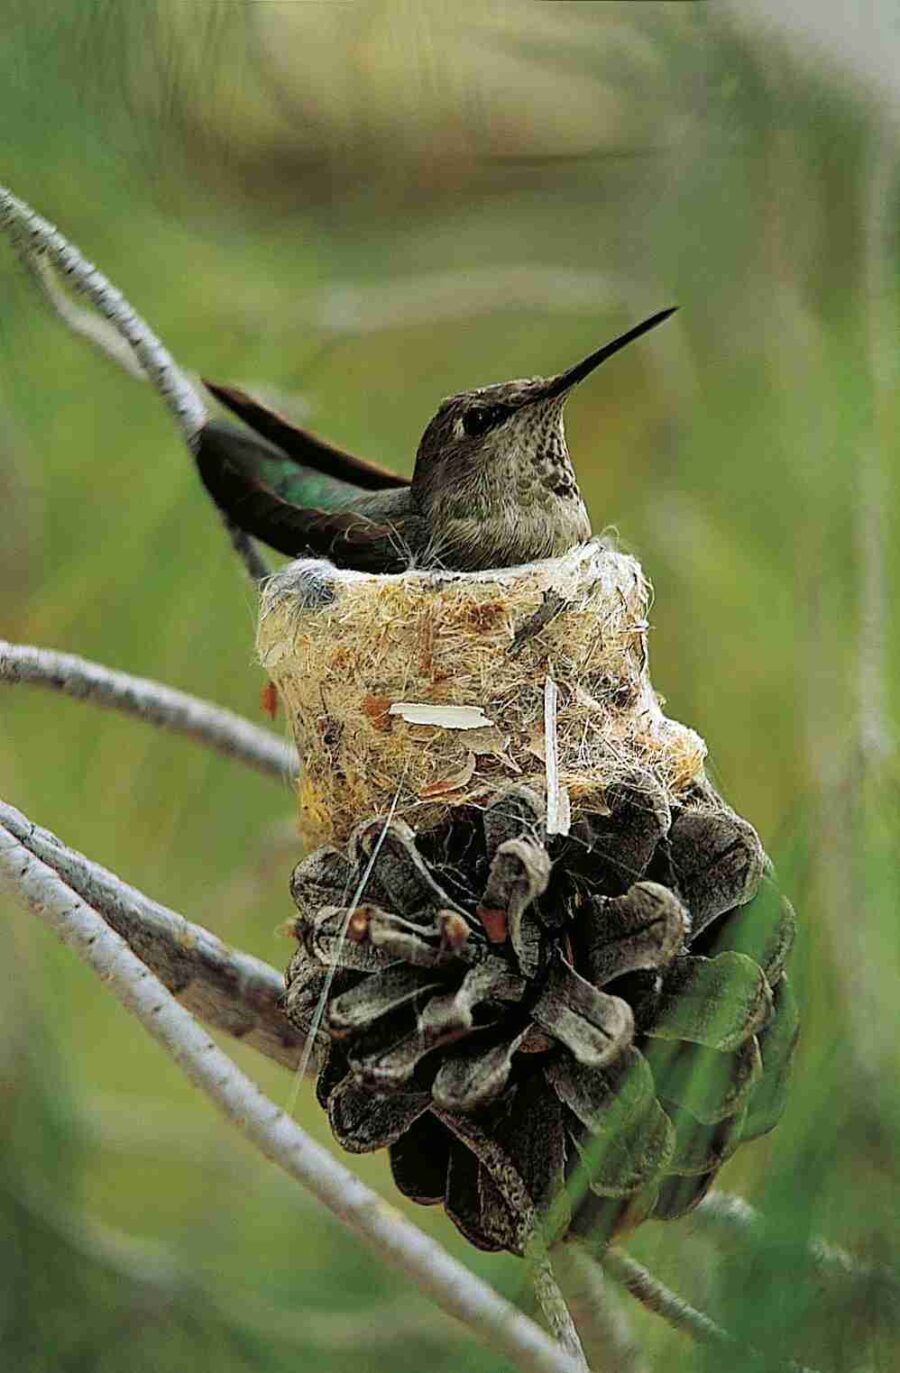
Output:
[{"xmin": 257, "ymin": 538, "xmax": 706, "ymax": 843}]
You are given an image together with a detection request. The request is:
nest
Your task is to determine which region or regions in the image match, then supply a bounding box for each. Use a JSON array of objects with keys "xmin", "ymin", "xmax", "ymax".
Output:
[
  {"xmin": 257, "ymin": 539, "xmax": 706, "ymax": 843},
  {"xmin": 263, "ymin": 540, "xmax": 799, "ymax": 1254}
]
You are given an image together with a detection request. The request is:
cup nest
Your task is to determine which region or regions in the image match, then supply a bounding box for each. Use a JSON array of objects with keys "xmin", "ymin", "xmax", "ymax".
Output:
[{"xmin": 257, "ymin": 540, "xmax": 707, "ymax": 842}]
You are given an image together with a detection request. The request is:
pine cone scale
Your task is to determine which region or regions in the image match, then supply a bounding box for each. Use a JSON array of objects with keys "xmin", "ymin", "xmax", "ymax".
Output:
[
  {"xmin": 530, "ymin": 958, "xmax": 635, "ymax": 1069},
  {"xmin": 328, "ymin": 1076, "xmax": 432, "ymax": 1153}
]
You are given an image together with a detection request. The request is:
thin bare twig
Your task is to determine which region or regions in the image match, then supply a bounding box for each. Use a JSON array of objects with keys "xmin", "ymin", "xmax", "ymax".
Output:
[
  {"xmin": 221, "ymin": 520, "xmax": 272, "ymax": 583},
  {"xmin": 0, "ymin": 824, "xmax": 586, "ymax": 1373},
  {"xmin": 436, "ymin": 1110, "xmax": 588, "ymax": 1369},
  {"xmin": 0, "ymin": 182, "xmax": 267, "ymax": 584},
  {"xmin": 509, "ymin": 590, "xmax": 571, "ymax": 659},
  {"xmin": 17, "ymin": 249, "xmax": 147, "ymax": 378},
  {"xmin": 0, "ymin": 184, "xmax": 205, "ymax": 442},
  {"xmin": 0, "ymin": 640, "xmax": 296, "ymax": 780},
  {"xmin": 602, "ymin": 1246, "xmax": 819, "ymax": 1373},
  {"xmin": 0, "ymin": 797, "xmax": 303, "ymax": 1071},
  {"xmin": 602, "ymin": 1247, "xmax": 730, "ymax": 1350},
  {"xmin": 555, "ymin": 1247, "xmax": 645, "ymax": 1373},
  {"xmin": 16, "ymin": 1171, "xmax": 453, "ymax": 1352},
  {"xmin": 16, "ymin": 249, "xmax": 147, "ymax": 378},
  {"xmin": 857, "ymin": 125, "xmax": 895, "ymax": 771},
  {"xmin": 530, "ymin": 1253, "xmax": 591, "ymax": 1371},
  {"xmin": 695, "ymin": 1191, "xmax": 900, "ymax": 1296}
]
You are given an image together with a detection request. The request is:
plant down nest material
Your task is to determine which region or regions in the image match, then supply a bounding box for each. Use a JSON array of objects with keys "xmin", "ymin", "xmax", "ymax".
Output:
[
  {"xmin": 257, "ymin": 540, "xmax": 707, "ymax": 842},
  {"xmin": 286, "ymin": 777, "xmax": 798, "ymax": 1253}
]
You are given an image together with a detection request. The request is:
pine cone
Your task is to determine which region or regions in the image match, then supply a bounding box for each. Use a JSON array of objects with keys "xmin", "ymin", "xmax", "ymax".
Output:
[{"xmin": 286, "ymin": 778, "xmax": 798, "ymax": 1254}]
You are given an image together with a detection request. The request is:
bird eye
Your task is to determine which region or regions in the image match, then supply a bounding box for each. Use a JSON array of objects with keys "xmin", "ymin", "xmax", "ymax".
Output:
[{"xmin": 461, "ymin": 404, "xmax": 508, "ymax": 438}]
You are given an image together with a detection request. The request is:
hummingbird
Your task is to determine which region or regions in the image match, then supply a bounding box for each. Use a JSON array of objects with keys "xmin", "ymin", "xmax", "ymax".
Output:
[{"xmin": 194, "ymin": 306, "xmax": 676, "ymax": 574}]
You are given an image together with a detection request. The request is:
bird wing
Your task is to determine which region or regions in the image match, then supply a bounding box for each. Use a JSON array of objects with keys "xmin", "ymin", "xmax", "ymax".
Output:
[
  {"xmin": 203, "ymin": 380, "xmax": 410, "ymax": 491},
  {"xmin": 195, "ymin": 425, "xmax": 409, "ymax": 572}
]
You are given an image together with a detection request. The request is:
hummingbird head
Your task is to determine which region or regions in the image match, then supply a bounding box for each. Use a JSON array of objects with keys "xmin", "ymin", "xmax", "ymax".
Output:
[
  {"xmin": 410, "ymin": 306, "xmax": 677, "ymax": 568},
  {"xmin": 412, "ymin": 307, "xmax": 678, "ymax": 498}
]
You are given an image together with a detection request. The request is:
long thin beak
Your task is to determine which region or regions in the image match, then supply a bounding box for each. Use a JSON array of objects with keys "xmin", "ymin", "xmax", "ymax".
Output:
[{"xmin": 539, "ymin": 306, "xmax": 678, "ymax": 402}]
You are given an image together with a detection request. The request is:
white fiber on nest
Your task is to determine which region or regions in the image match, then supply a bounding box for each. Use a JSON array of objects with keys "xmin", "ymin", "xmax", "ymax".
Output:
[{"xmin": 257, "ymin": 538, "xmax": 706, "ymax": 843}]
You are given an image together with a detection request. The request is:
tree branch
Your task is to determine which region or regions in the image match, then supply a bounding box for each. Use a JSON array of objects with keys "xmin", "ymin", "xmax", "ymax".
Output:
[
  {"xmin": 0, "ymin": 184, "xmax": 205, "ymax": 442},
  {"xmin": 0, "ymin": 640, "xmax": 296, "ymax": 780},
  {"xmin": 555, "ymin": 1247, "xmax": 645, "ymax": 1373},
  {"xmin": 17, "ymin": 248, "xmax": 148, "ymax": 378},
  {"xmin": 530, "ymin": 1253, "xmax": 591, "ymax": 1371},
  {"xmin": 220, "ymin": 519, "xmax": 272, "ymax": 584},
  {"xmin": 0, "ymin": 182, "xmax": 268, "ymax": 584},
  {"xmin": 5, "ymin": 800, "xmax": 848, "ymax": 1370},
  {"xmin": 436, "ymin": 1110, "xmax": 589, "ymax": 1369},
  {"xmin": 1, "ymin": 797, "xmax": 305, "ymax": 1071},
  {"xmin": 695, "ymin": 1191, "xmax": 899, "ymax": 1297},
  {"xmin": 16, "ymin": 1170, "xmax": 454, "ymax": 1353},
  {"xmin": 857, "ymin": 127, "xmax": 895, "ymax": 770},
  {"xmin": 601, "ymin": 1246, "xmax": 819, "ymax": 1373},
  {"xmin": 601, "ymin": 1248, "xmax": 730, "ymax": 1351},
  {"xmin": 0, "ymin": 822, "xmax": 587, "ymax": 1373}
]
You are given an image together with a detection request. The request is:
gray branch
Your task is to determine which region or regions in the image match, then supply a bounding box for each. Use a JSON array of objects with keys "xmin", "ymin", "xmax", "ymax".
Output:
[
  {"xmin": 530, "ymin": 1253, "xmax": 591, "ymax": 1371},
  {"xmin": 17, "ymin": 249, "xmax": 147, "ymax": 378},
  {"xmin": 1, "ymin": 797, "xmax": 304, "ymax": 1072},
  {"xmin": 17, "ymin": 1169, "xmax": 453, "ymax": 1352},
  {"xmin": 0, "ymin": 640, "xmax": 296, "ymax": 781},
  {"xmin": 857, "ymin": 129, "xmax": 894, "ymax": 769},
  {"xmin": 437, "ymin": 1109, "xmax": 588, "ymax": 1369},
  {"xmin": 0, "ymin": 821, "xmax": 587, "ymax": 1373},
  {"xmin": 0, "ymin": 183, "xmax": 205, "ymax": 443},
  {"xmin": 555, "ymin": 1248, "xmax": 645, "ymax": 1373},
  {"xmin": 602, "ymin": 1246, "xmax": 819, "ymax": 1373},
  {"xmin": 602, "ymin": 1248, "xmax": 730, "ymax": 1350},
  {"xmin": 0, "ymin": 182, "xmax": 267, "ymax": 584},
  {"xmin": 696, "ymin": 1191, "xmax": 899, "ymax": 1297}
]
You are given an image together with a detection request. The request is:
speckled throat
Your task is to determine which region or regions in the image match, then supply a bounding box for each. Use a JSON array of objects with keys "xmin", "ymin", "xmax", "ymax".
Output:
[{"xmin": 416, "ymin": 401, "xmax": 592, "ymax": 571}]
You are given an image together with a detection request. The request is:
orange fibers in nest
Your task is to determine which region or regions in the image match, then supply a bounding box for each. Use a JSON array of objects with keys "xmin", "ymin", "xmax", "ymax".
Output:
[{"xmin": 257, "ymin": 539, "xmax": 707, "ymax": 843}]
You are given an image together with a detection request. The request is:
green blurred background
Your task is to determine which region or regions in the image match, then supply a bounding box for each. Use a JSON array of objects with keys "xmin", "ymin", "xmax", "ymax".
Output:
[{"xmin": 1, "ymin": 2, "xmax": 898, "ymax": 1369}]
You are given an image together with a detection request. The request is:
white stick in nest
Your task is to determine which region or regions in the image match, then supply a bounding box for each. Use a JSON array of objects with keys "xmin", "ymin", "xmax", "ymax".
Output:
[{"xmin": 543, "ymin": 675, "xmax": 571, "ymax": 837}]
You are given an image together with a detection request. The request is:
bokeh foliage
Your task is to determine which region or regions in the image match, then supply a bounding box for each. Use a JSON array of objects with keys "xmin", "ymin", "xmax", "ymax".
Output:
[{"xmin": 1, "ymin": 3, "xmax": 898, "ymax": 1369}]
